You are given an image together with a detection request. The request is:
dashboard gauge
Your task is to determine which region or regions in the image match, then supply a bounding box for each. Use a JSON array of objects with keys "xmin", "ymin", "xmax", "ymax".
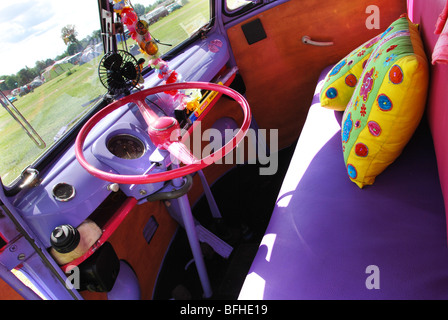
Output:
[
  {"xmin": 52, "ymin": 183, "xmax": 76, "ymax": 202},
  {"xmin": 107, "ymin": 134, "xmax": 145, "ymax": 160}
]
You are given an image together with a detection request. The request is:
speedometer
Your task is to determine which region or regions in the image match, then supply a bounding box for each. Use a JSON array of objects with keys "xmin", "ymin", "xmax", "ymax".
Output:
[
  {"xmin": 52, "ymin": 183, "xmax": 76, "ymax": 202},
  {"xmin": 107, "ymin": 134, "xmax": 145, "ymax": 159}
]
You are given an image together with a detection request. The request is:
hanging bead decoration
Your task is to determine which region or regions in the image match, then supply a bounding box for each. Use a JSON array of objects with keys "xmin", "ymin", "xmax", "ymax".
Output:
[{"xmin": 112, "ymin": 0, "xmax": 200, "ymax": 107}]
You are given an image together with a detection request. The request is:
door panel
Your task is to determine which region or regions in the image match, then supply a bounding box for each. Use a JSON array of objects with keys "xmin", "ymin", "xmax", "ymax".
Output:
[{"xmin": 226, "ymin": 0, "xmax": 407, "ymax": 149}]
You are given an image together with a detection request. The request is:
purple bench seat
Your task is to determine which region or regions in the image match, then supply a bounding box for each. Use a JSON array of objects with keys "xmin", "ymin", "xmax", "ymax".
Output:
[{"xmin": 238, "ymin": 66, "xmax": 448, "ymax": 299}]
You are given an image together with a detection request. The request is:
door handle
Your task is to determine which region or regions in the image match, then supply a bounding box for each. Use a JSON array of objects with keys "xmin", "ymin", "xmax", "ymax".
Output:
[{"xmin": 302, "ymin": 36, "xmax": 334, "ymax": 47}]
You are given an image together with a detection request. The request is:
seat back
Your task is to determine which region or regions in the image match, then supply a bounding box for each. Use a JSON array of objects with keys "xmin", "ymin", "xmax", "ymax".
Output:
[{"xmin": 409, "ymin": 0, "xmax": 448, "ymax": 238}]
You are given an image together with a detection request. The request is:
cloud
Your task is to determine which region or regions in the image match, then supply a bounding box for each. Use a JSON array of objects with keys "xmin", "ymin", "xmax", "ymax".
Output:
[
  {"xmin": 0, "ymin": 0, "xmax": 100, "ymax": 75},
  {"xmin": 0, "ymin": 0, "xmax": 55, "ymax": 44},
  {"xmin": 0, "ymin": 1, "xmax": 34, "ymax": 21}
]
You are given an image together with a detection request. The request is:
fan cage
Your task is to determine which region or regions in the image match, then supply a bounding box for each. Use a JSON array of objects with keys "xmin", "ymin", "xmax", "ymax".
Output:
[{"xmin": 98, "ymin": 50, "xmax": 141, "ymax": 95}]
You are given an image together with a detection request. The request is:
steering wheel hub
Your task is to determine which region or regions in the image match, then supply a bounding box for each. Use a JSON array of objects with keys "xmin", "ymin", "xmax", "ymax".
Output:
[
  {"xmin": 148, "ymin": 116, "xmax": 181, "ymax": 148},
  {"xmin": 149, "ymin": 116, "xmax": 178, "ymax": 131}
]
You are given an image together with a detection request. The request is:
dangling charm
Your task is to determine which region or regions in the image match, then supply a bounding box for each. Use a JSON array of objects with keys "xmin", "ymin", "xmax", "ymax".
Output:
[
  {"xmin": 135, "ymin": 20, "xmax": 149, "ymax": 35},
  {"xmin": 145, "ymin": 40, "xmax": 159, "ymax": 56}
]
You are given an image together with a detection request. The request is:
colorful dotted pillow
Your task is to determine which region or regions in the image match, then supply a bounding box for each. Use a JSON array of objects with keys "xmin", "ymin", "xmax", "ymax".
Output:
[
  {"xmin": 319, "ymin": 16, "xmax": 419, "ymax": 112},
  {"xmin": 341, "ymin": 15, "xmax": 429, "ymax": 188},
  {"xmin": 319, "ymin": 36, "xmax": 380, "ymax": 111}
]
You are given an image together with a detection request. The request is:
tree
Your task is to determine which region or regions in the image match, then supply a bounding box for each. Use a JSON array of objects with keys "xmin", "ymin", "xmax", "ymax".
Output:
[
  {"xmin": 133, "ymin": 3, "xmax": 146, "ymax": 16},
  {"xmin": 91, "ymin": 29, "xmax": 102, "ymax": 40},
  {"xmin": 34, "ymin": 60, "xmax": 50, "ymax": 76},
  {"xmin": 5, "ymin": 76, "xmax": 18, "ymax": 90},
  {"xmin": 61, "ymin": 25, "xmax": 83, "ymax": 56},
  {"xmin": 61, "ymin": 25, "xmax": 80, "ymax": 46},
  {"xmin": 0, "ymin": 78, "xmax": 8, "ymax": 91},
  {"xmin": 67, "ymin": 43, "xmax": 80, "ymax": 56},
  {"xmin": 17, "ymin": 68, "xmax": 36, "ymax": 86}
]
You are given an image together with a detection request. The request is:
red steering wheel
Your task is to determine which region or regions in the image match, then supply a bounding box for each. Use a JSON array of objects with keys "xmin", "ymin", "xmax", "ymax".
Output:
[{"xmin": 75, "ymin": 82, "xmax": 251, "ymax": 184}]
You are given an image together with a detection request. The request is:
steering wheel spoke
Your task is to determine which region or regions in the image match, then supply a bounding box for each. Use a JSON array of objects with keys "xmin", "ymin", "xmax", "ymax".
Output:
[
  {"xmin": 166, "ymin": 141, "xmax": 199, "ymax": 165},
  {"xmin": 135, "ymin": 99, "xmax": 158, "ymax": 128}
]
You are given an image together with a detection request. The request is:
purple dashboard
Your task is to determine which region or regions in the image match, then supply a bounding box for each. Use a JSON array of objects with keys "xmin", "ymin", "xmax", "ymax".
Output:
[{"xmin": 10, "ymin": 34, "xmax": 231, "ymax": 248}]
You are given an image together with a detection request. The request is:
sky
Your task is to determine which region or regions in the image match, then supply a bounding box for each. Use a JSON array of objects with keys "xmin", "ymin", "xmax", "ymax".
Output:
[{"xmin": 0, "ymin": 0, "xmax": 155, "ymax": 76}]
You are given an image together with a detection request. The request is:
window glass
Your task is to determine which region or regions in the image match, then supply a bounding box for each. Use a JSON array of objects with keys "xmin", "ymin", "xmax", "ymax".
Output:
[
  {"xmin": 226, "ymin": 0, "xmax": 253, "ymax": 12},
  {"xmin": 0, "ymin": 0, "xmax": 211, "ymax": 187},
  {"xmin": 0, "ymin": 0, "xmax": 104, "ymax": 186}
]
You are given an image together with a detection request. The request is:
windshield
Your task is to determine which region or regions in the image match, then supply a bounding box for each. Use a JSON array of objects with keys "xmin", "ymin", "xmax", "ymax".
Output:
[{"xmin": 0, "ymin": 0, "xmax": 211, "ymax": 187}]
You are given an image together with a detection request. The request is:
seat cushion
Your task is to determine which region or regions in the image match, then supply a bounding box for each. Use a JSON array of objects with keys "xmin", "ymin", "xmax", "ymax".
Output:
[{"xmin": 238, "ymin": 67, "xmax": 448, "ymax": 300}]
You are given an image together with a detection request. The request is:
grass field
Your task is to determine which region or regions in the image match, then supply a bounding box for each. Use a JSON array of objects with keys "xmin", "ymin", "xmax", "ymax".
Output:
[{"xmin": 0, "ymin": 0, "xmax": 209, "ymax": 186}]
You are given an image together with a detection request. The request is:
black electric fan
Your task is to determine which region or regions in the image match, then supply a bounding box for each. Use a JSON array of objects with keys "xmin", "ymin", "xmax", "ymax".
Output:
[{"xmin": 98, "ymin": 50, "xmax": 140, "ymax": 95}]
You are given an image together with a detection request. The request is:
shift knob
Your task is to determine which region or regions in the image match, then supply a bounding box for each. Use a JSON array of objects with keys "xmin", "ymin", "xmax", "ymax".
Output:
[{"xmin": 50, "ymin": 224, "xmax": 81, "ymax": 254}]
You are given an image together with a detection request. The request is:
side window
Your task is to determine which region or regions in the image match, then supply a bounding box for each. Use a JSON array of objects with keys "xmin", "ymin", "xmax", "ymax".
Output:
[
  {"xmin": 226, "ymin": 0, "xmax": 253, "ymax": 11},
  {"xmin": 225, "ymin": 0, "xmax": 262, "ymax": 14}
]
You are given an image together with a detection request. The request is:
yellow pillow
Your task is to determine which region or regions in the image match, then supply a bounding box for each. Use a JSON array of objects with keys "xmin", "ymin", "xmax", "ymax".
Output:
[
  {"xmin": 320, "ymin": 16, "xmax": 415, "ymax": 111},
  {"xmin": 341, "ymin": 16, "xmax": 429, "ymax": 188},
  {"xmin": 320, "ymin": 36, "xmax": 380, "ymax": 111}
]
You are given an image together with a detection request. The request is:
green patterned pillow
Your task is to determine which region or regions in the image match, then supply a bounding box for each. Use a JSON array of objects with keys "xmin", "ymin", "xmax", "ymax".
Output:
[
  {"xmin": 319, "ymin": 37, "xmax": 380, "ymax": 111},
  {"xmin": 320, "ymin": 17, "xmax": 411, "ymax": 111},
  {"xmin": 341, "ymin": 15, "xmax": 429, "ymax": 188}
]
